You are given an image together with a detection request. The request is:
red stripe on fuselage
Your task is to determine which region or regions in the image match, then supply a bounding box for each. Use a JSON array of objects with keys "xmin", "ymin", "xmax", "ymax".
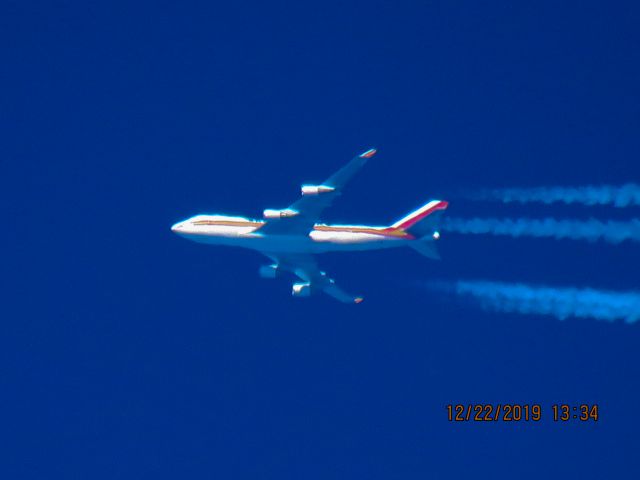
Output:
[
  {"xmin": 192, "ymin": 219, "xmax": 414, "ymax": 239},
  {"xmin": 313, "ymin": 224, "xmax": 413, "ymax": 239}
]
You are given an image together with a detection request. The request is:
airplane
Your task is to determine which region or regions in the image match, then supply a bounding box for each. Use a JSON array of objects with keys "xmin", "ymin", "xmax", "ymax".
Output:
[{"xmin": 171, "ymin": 148, "xmax": 448, "ymax": 303}]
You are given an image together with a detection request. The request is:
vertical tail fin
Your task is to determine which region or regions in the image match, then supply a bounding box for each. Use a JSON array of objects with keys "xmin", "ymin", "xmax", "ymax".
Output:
[
  {"xmin": 390, "ymin": 200, "xmax": 448, "ymax": 236},
  {"xmin": 385, "ymin": 200, "xmax": 448, "ymax": 260}
]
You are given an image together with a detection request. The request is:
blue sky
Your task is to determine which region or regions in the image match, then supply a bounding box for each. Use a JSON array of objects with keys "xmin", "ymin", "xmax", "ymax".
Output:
[{"xmin": 3, "ymin": 1, "xmax": 639, "ymax": 478}]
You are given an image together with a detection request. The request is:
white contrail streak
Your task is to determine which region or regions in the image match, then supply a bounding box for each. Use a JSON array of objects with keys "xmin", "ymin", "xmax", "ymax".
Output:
[
  {"xmin": 427, "ymin": 280, "xmax": 640, "ymax": 323},
  {"xmin": 474, "ymin": 184, "xmax": 640, "ymax": 207},
  {"xmin": 442, "ymin": 217, "xmax": 640, "ymax": 244}
]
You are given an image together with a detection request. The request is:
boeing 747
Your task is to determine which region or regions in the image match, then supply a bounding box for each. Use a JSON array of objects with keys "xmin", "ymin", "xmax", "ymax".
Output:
[{"xmin": 171, "ymin": 148, "xmax": 448, "ymax": 303}]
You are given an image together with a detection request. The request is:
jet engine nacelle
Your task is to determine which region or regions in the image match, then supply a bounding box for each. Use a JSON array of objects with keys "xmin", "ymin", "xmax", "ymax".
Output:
[
  {"xmin": 291, "ymin": 282, "xmax": 312, "ymax": 297},
  {"xmin": 301, "ymin": 184, "xmax": 335, "ymax": 195},
  {"xmin": 259, "ymin": 264, "xmax": 282, "ymax": 279},
  {"xmin": 263, "ymin": 208, "xmax": 299, "ymax": 219}
]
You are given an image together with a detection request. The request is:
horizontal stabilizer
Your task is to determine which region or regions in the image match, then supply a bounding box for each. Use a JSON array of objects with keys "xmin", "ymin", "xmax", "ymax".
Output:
[{"xmin": 410, "ymin": 239, "xmax": 440, "ymax": 260}]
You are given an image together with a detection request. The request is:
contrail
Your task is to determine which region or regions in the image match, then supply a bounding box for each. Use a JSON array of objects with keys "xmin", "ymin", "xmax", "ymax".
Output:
[
  {"xmin": 427, "ymin": 280, "xmax": 640, "ymax": 323},
  {"xmin": 442, "ymin": 217, "xmax": 640, "ymax": 244},
  {"xmin": 473, "ymin": 184, "xmax": 640, "ymax": 207}
]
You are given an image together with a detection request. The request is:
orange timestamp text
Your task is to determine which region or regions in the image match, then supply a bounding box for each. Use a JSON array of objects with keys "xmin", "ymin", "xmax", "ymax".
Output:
[{"xmin": 446, "ymin": 404, "xmax": 599, "ymax": 422}]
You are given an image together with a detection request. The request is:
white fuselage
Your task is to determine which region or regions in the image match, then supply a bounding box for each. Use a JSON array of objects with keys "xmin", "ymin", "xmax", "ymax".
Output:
[{"xmin": 171, "ymin": 214, "xmax": 412, "ymax": 254}]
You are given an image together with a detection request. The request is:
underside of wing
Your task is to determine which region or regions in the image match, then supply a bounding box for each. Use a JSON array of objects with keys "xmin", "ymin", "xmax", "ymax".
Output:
[
  {"xmin": 259, "ymin": 148, "xmax": 377, "ymax": 236},
  {"xmin": 263, "ymin": 253, "xmax": 364, "ymax": 304}
]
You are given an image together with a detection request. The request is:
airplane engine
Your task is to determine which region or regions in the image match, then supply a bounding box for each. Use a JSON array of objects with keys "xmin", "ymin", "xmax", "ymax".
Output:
[
  {"xmin": 301, "ymin": 184, "xmax": 335, "ymax": 195},
  {"xmin": 291, "ymin": 282, "xmax": 312, "ymax": 297},
  {"xmin": 263, "ymin": 208, "xmax": 299, "ymax": 219},
  {"xmin": 259, "ymin": 264, "xmax": 282, "ymax": 279}
]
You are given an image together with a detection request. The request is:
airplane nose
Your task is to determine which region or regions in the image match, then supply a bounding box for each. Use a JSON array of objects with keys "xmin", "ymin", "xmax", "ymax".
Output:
[{"xmin": 171, "ymin": 222, "xmax": 183, "ymax": 233}]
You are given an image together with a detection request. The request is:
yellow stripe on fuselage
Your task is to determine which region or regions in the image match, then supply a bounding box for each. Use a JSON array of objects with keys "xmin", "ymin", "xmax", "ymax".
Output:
[
  {"xmin": 192, "ymin": 220, "xmax": 266, "ymax": 227},
  {"xmin": 313, "ymin": 225, "xmax": 410, "ymax": 238},
  {"xmin": 192, "ymin": 219, "xmax": 411, "ymax": 238}
]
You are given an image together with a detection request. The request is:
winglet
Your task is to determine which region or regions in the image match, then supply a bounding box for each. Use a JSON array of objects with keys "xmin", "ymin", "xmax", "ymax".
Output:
[
  {"xmin": 323, "ymin": 283, "xmax": 365, "ymax": 304},
  {"xmin": 359, "ymin": 148, "xmax": 377, "ymax": 158}
]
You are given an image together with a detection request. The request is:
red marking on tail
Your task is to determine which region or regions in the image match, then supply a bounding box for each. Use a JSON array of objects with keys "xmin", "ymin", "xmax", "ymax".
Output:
[{"xmin": 393, "ymin": 200, "xmax": 448, "ymax": 231}]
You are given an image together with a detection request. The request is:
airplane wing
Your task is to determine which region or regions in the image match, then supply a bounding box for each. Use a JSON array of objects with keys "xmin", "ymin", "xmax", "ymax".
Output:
[
  {"xmin": 264, "ymin": 253, "xmax": 364, "ymax": 304},
  {"xmin": 259, "ymin": 148, "xmax": 377, "ymax": 235}
]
